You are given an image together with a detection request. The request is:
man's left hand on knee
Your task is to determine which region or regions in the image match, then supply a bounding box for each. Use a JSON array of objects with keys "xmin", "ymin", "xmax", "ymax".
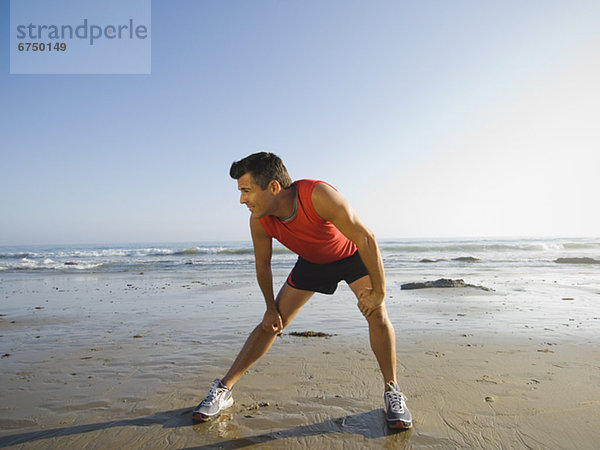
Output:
[{"xmin": 357, "ymin": 288, "xmax": 385, "ymax": 318}]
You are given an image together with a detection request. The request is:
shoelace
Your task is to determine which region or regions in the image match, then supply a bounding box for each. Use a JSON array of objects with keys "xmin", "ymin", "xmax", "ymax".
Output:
[
  {"xmin": 385, "ymin": 390, "xmax": 404, "ymax": 413},
  {"xmin": 201, "ymin": 383, "xmax": 225, "ymax": 406}
]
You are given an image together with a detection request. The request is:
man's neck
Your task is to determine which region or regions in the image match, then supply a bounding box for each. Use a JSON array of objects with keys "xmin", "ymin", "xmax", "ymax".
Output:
[{"xmin": 273, "ymin": 186, "xmax": 297, "ymax": 221}]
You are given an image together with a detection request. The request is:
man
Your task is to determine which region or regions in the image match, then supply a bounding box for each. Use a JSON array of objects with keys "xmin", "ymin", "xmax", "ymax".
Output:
[{"xmin": 193, "ymin": 152, "xmax": 412, "ymax": 429}]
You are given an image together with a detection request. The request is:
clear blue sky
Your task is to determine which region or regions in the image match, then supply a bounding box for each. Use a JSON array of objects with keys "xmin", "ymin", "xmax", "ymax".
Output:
[{"xmin": 2, "ymin": 0, "xmax": 599, "ymax": 245}]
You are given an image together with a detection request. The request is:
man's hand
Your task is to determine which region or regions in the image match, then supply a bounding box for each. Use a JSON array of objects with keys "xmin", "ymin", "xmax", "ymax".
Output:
[
  {"xmin": 357, "ymin": 288, "xmax": 385, "ymax": 318},
  {"xmin": 261, "ymin": 308, "xmax": 283, "ymax": 333}
]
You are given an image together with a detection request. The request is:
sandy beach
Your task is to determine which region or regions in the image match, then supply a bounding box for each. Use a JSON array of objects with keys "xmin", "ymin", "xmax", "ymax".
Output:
[{"xmin": 1, "ymin": 259, "xmax": 599, "ymax": 448}]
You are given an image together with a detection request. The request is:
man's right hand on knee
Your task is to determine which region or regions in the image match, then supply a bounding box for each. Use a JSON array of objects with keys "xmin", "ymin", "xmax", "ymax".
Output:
[{"xmin": 262, "ymin": 308, "xmax": 283, "ymax": 333}]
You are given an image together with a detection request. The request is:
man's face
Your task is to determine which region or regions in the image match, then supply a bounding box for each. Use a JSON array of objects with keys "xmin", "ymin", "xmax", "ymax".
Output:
[{"xmin": 237, "ymin": 172, "xmax": 273, "ymax": 218}]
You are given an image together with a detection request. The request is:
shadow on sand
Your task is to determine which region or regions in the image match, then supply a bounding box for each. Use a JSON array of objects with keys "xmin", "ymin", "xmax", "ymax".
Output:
[
  {"xmin": 189, "ymin": 409, "xmax": 412, "ymax": 449},
  {"xmin": 0, "ymin": 408, "xmax": 412, "ymax": 448},
  {"xmin": 0, "ymin": 407, "xmax": 193, "ymax": 447}
]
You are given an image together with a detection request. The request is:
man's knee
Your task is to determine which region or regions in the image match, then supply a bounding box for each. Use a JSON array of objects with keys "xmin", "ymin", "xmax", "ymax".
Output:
[
  {"xmin": 257, "ymin": 315, "xmax": 291, "ymax": 335},
  {"xmin": 363, "ymin": 305, "xmax": 389, "ymax": 325},
  {"xmin": 255, "ymin": 319, "xmax": 282, "ymax": 337},
  {"xmin": 280, "ymin": 315, "xmax": 291, "ymax": 330}
]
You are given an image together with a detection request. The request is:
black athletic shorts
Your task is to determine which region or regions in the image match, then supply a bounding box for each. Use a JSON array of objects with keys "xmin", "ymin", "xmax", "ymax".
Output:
[{"xmin": 286, "ymin": 251, "xmax": 369, "ymax": 295}]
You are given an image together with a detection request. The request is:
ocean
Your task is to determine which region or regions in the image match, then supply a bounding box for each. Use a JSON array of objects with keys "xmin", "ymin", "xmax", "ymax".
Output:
[{"xmin": 1, "ymin": 237, "xmax": 599, "ymax": 275}]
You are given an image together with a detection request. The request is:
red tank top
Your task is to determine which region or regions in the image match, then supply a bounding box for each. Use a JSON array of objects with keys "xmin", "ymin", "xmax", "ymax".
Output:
[{"xmin": 259, "ymin": 179, "xmax": 357, "ymax": 264}]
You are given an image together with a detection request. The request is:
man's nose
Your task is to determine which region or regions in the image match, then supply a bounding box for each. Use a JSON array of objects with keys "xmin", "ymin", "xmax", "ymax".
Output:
[{"xmin": 240, "ymin": 193, "xmax": 246, "ymax": 204}]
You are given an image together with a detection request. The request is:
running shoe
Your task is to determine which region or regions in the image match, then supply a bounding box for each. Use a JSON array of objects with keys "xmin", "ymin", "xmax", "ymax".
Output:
[
  {"xmin": 192, "ymin": 379, "xmax": 234, "ymax": 422},
  {"xmin": 384, "ymin": 381, "xmax": 412, "ymax": 429}
]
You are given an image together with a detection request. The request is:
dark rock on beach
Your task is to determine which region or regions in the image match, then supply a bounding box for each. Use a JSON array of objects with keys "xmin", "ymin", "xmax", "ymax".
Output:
[
  {"xmin": 452, "ymin": 256, "xmax": 480, "ymax": 263},
  {"xmin": 555, "ymin": 257, "xmax": 600, "ymax": 265},
  {"xmin": 401, "ymin": 278, "xmax": 493, "ymax": 291},
  {"xmin": 419, "ymin": 257, "xmax": 479, "ymax": 263}
]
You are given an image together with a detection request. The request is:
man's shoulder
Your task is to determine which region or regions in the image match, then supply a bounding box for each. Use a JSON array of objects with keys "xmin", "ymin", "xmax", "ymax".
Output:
[
  {"xmin": 294, "ymin": 179, "xmax": 322, "ymax": 186},
  {"xmin": 294, "ymin": 179, "xmax": 334, "ymax": 192}
]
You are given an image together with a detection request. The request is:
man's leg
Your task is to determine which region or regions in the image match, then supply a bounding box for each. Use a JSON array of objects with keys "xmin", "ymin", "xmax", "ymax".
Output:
[
  {"xmin": 349, "ymin": 275, "xmax": 396, "ymax": 389},
  {"xmin": 221, "ymin": 284, "xmax": 314, "ymax": 389}
]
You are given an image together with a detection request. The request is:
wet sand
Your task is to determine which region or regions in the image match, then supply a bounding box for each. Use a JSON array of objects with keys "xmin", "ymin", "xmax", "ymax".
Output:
[{"xmin": 1, "ymin": 271, "xmax": 599, "ymax": 448}]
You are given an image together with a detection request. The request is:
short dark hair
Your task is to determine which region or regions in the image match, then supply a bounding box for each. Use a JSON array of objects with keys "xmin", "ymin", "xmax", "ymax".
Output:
[{"xmin": 229, "ymin": 152, "xmax": 292, "ymax": 190}]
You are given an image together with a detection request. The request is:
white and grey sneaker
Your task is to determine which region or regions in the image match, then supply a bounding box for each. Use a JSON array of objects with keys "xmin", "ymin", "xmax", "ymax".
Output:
[
  {"xmin": 192, "ymin": 379, "xmax": 234, "ymax": 422},
  {"xmin": 384, "ymin": 381, "xmax": 412, "ymax": 429}
]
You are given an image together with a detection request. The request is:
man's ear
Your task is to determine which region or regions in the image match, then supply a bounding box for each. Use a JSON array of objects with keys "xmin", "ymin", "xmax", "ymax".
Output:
[{"xmin": 268, "ymin": 180, "xmax": 282, "ymax": 194}]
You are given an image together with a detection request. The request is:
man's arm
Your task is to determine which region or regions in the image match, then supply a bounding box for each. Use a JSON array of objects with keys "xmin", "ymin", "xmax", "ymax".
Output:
[
  {"xmin": 250, "ymin": 216, "xmax": 283, "ymax": 332},
  {"xmin": 311, "ymin": 183, "xmax": 385, "ymax": 317}
]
